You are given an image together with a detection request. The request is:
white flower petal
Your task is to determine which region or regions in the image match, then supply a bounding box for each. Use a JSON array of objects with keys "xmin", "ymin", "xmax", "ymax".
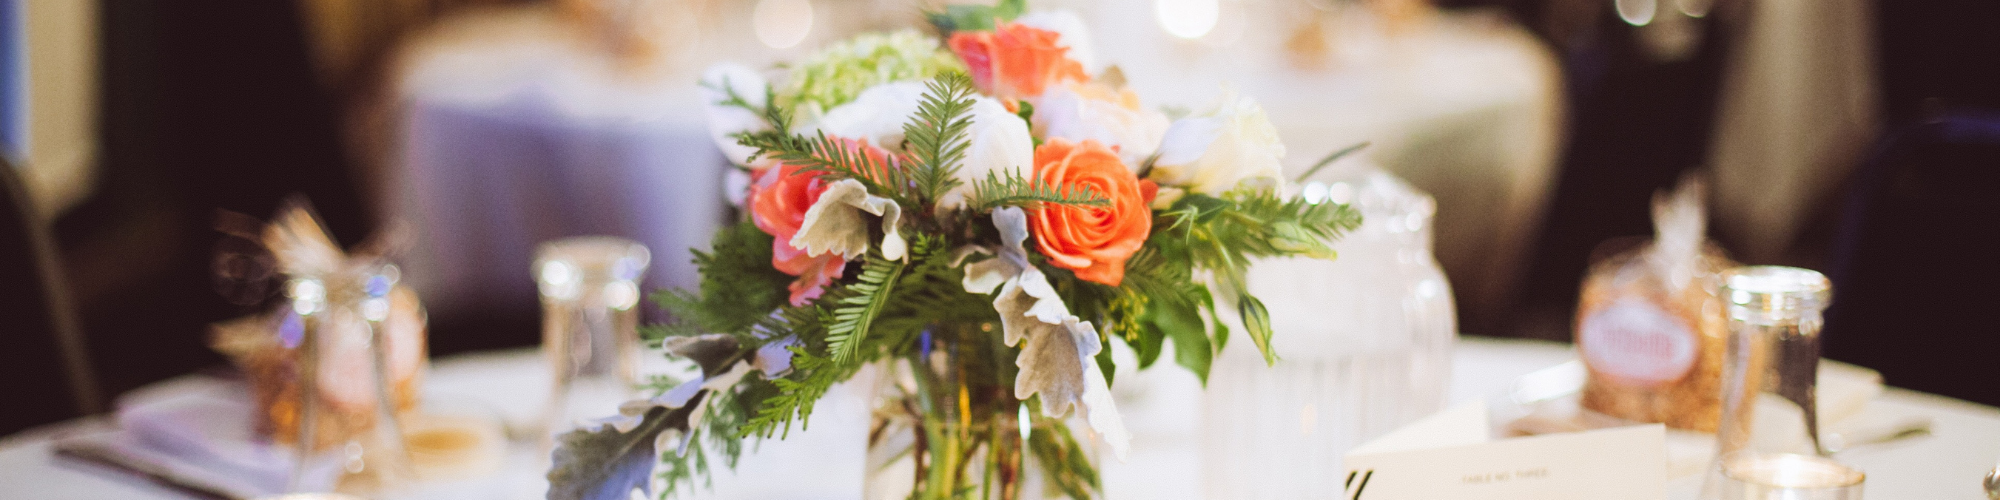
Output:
[
  {"xmin": 1032, "ymin": 86, "xmax": 1169, "ymax": 167},
  {"xmin": 1154, "ymin": 116, "xmax": 1224, "ymax": 168},
  {"xmin": 813, "ymin": 81, "xmax": 928, "ymax": 151},
  {"xmin": 791, "ymin": 179, "xmax": 906, "ymax": 261},
  {"xmin": 1150, "ymin": 87, "xmax": 1287, "ymax": 195},
  {"xmin": 1080, "ymin": 356, "xmax": 1132, "ymax": 460},
  {"xmin": 941, "ymin": 98, "xmax": 1035, "ymax": 209}
]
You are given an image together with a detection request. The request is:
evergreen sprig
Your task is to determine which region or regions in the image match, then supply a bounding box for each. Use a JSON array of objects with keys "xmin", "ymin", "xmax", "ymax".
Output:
[
  {"xmin": 646, "ymin": 222, "xmax": 795, "ymax": 344},
  {"xmin": 902, "ymin": 74, "xmax": 978, "ymax": 204},
  {"xmin": 702, "ymin": 76, "xmax": 791, "ymax": 140},
  {"xmin": 737, "ymin": 130, "xmax": 913, "ymax": 207},
  {"xmin": 740, "ymin": 348, "xmax": 851, "ymax": 439},
  {"xmin": 824, "ymin": 252, "xmax": 907, "ymax": 364},
  {"xmin": 967, "ymin": 169, "xmax": 1109, "ymax": 211}
]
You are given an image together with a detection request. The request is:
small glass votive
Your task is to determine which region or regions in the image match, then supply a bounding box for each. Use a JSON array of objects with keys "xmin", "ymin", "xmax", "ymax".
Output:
[
  {"xmin": 1714, "ymin": 453, "xmax": 1864, "ymax": 499},
  {"xmin": 1702, "ymin": 266, "xmax": 1864, "ymax": 499},
  {"xmin": 533, "ymin": 237, "xmax": 651, "ymax": 443}
]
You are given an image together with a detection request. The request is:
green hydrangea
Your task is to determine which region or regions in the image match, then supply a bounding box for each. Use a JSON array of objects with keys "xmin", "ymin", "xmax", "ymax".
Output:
[{"xmin": 777, "ymin": 30, "xmax": 967, "ymax": 122}]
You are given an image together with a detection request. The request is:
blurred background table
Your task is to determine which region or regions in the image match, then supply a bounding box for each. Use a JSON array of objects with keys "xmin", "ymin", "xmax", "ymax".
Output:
[{"xmin": 4, "ymin": 337, "xmax": 1995, "ymax": 499}]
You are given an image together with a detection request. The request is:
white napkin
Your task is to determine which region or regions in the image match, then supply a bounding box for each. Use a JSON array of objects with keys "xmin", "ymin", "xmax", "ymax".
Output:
[{"xmin": 52, "ymin": 377, "xmax": 342, "ymax": 499}]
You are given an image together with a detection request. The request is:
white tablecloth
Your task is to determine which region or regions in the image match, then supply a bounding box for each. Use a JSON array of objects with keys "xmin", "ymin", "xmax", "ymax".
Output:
[{"xmin": 4, "ymin": 337, "xmax": 1996, "ymax": 499}]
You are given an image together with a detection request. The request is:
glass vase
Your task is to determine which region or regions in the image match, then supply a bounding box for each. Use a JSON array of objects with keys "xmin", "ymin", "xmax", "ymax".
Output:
[
  {"xmin": 864, "ymin": 322, "xmax": 1102, "ymax": 500},
  {"xmin": 1205, "ymin": 166, "xmax": 1457, "ymax": 498}
]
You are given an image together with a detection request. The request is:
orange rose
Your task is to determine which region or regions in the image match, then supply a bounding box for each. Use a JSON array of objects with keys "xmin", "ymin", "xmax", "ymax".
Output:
[
  {"xmin": 1029, "ymin": 139, "xmax": 1151, "ymax": 286},
  {"xmin": 749, "ymin": 137, "xmax": 898, "ymax": 304},
  {"xmin": 949, "ymin": 23, "xmax": 1090, "ymax": 101}
]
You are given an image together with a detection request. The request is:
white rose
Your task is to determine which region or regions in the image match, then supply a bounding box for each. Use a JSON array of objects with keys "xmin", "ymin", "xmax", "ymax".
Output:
[
  {"xmin": 796, "ymin": 81, "xmax": 1034, "ymax": 211},
  {"xmin": 698, "ymin": 63, "xmax": 772, "ymax": 166},
  {"xmin": 939, "ymin": 97, "xmax": 1035, "ymax": 210},
  {"xmin": 1150, "ymin": 88, "xmax": 1286, "ymax": 195},
  {"xmin": 810, "ymin": 81, "xmax": 928, "ymax": 151},
  {"xmin": 1031, "ymin": 85, "xmax": 1169, "ymax": 168}
]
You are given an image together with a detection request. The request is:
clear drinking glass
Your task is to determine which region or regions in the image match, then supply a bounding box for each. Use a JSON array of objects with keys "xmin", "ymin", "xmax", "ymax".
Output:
[
  {"xmin": 534, "ymin": 237, "xmax": 651, "ymax": 443},
  {"xmin": 1703, "ymin": 266, "xmax": 1863, "ymax": 500},
  {"xmin": 283, "ymin": 261, "xmax": 419, "ymax": 493}
]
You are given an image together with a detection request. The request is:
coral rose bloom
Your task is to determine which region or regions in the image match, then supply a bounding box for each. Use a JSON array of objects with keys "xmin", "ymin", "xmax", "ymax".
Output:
[
  {"xmin": 750, "ymin": 162, "xmax": 845, "ymax": 305},
  {"xmin": 949, "ymin": 23, "xmax": 1090, "ymax": 101},
  {"xmin": 1029, "ymin": 139, "xmax": 1151, "ymax": 286},
  {"xmin": 750, "ymin": 138, "xmax": 898, "ymax": 305}
]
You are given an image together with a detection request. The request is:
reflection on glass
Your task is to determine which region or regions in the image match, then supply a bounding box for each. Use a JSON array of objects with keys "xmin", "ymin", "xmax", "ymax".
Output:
[
  {"xmin": 1703, "ymin": 266, "xmax": 1863, "ymax": 500},
  {"xmin": 535, "ymin": 237, "xmax": 651, "ymax": 446}
]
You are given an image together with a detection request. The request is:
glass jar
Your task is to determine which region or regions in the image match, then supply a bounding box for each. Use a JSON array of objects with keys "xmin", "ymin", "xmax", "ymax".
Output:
[
  {"xmin": 534, "ymin": 237, "xmax": 652, "ymax": 442},
  {"xmin": 864, "ymin": 322, "xmax": 1100, "ymax": 500},
  {"xmin": 1203, "ymin": 166, "xmax": 1457, "ymax": 498},
  {"xmin": 1702, "ymin": 266, "xmax": 1863, "ymax": 499}
]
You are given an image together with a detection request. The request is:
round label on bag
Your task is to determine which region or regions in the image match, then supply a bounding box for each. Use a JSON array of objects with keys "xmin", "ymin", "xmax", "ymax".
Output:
[{"xmin": 1578, "ymin": 297, "xmax": 1698, "ymax": 385}]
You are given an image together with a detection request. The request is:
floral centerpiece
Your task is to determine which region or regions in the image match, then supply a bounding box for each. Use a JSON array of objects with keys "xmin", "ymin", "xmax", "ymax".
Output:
[{"xmin": 545, "ymin": 3, "xmax": 1360, "ymax": 499}]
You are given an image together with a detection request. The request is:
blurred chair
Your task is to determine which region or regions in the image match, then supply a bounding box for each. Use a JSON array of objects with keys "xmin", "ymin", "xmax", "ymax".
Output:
[
  {"xmin": 1822, "ymin": 112, "xmax": 2000, "ymax": 407},
  {"xmin": 0, "ymin": 157, "xmax": 100, "ymax": 435}
]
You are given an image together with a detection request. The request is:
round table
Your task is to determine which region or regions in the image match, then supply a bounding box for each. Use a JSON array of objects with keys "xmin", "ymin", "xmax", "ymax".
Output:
[{"xmin": 3, "ymin": 337, "xmax": 1995, "ymax": 499}]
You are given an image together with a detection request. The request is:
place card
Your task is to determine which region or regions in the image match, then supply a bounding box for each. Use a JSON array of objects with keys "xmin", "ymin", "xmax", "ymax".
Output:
[{"xmin": 1343, "ymin": 402, "xmax": 1667, "ymax": 500}]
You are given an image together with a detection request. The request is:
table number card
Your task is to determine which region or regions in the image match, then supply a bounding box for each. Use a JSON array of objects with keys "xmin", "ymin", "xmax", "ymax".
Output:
[{"xmin": 1343, "ymin": 402, "xmax": 1667, "ymax": 500}]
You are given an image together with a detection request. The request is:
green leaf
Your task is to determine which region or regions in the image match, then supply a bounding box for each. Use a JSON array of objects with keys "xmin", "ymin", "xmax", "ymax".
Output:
[
  {"xmin": 926, "ymin": 0, "xmax": 1027, "ymax": 36},
  {"xmin": 824, "ymin": 253, "xmax": 907, "ymax": 365},
  {"xmin": 1238, "ymin": 293, "xmax": 1277, "ymax": 366},
  {"xmin": 1095, "ymin": 336, "xmax": 1117, "ymax": 388},
  {"xmin": 1150, "ymin": 301, "xmax": 1212, "ymax": 384},
  {"xmin": 1131, "ymin": 319, "xmax": 1165, "ymax": 369}
]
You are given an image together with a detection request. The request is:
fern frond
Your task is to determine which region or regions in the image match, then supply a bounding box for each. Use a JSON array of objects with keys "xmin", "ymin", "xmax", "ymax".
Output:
[
  {"xmin": 739, "ymin": 348, "xmax": 849, "ymax": 439},
  {"xmin": 736, "ymin": 130, "xmax": 914, "ymax": 207},
  {"xmin": 701, "ymin": 76, "xmax": 791, "ymax": 138},
  {"xmin": 902, "ymin": 74, "xmax": 978, "ymax": 203},
  {"xmin": 823, "ymin": 253, "xmax": 907, "ymax": 364},
  {"xmin": 967, "ymin": 169, "xmax": 1109, "ymax": 211}
]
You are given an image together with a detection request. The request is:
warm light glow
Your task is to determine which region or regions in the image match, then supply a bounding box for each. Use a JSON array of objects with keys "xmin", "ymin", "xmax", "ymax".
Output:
[
  {"xmin": 753, "ymin": 0, "xmax": 814, "ymax": 49},
  {"xmin": 1155, "ymin": 0, "xmax": 1219, "ymax": 39},
  {"xmin": 1677, "ymin": 0, "xmax": 1713, "ymax": 18},
  {"xmin": 1722, "ymin": 452, "xmax": 1866, "ymax": 489},
  {"xmin": 1615, "ymin": 0, "xmax": 1657, "ymax": 26},
  {"xmin": 605, "ymin": 281, "xmax": 640, "ymax": 311}
]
